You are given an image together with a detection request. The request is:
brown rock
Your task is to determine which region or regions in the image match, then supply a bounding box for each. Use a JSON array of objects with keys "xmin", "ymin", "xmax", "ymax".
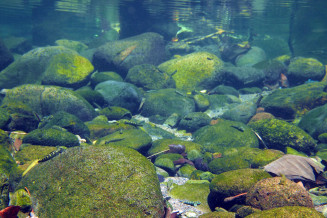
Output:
[
  {"xmin": 246, "ymin": 177, "xmax": 313, "ymax": 210},
  {"xmin": 248, "ymin": 112, "xmax": 275, "ymax": 123}
]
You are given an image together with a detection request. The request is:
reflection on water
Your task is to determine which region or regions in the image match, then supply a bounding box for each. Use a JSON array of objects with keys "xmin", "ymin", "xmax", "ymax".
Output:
[{"xmin": 0, "ymin": 0, "xmax": 326, "ymax": 61}]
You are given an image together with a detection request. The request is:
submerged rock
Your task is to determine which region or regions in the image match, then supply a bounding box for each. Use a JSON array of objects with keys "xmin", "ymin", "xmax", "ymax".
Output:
[
  {"xmin": 93, "ymin": 32, "xmax": 167, "ymax": 77},
  {"xmin": 158, "ymin": 51, "xmax": 224, "ymax": 91},
  {"xmin": 248, "ymin": 119, "xmax": 316, "ymax": 155},
  {"xmin": 246, "ymin": 177, "xmax": 314, "ymax": 210},
  {"xmin": 246, "ymin": 206, "xmax": 323, "ymax": 218},
  {"xmin": 235, "ymin": 46, "xmax": 266, "ymax": 67},
  {"xmin": 0, "ymin": 38, "xmax": 14, "ymax": 71},
  {"xmin": 18, "ymin": 145, "xmax": 165, "ymax": 217}
]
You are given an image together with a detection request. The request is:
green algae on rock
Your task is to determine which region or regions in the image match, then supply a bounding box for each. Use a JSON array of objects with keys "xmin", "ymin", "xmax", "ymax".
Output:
[
  {"xmin": 23, "ymin": 128, "xmax": 80, "ymax": 147},
  {"xmin": 246, "ymin": 177, "xmax": 314, "ymax": 210},
  {"xmin": 169, "ymin": 180, "xmax": 211, "ymax": 213},
  {"xmin": 18, "ymin": 145, "xmax": 165, "ymax": 217},
  {"xmin": 194, "ymin": 119, "xmax": 258, "ymax": 153},
  {"xmin": 42, "ymin": 53, "xmax": 94, "ymax": 89},
  {"xmin": 95, "ymin": 128, "xmax": 152, "ymax": 155},
  {"xmin": 55, "ymin": 39, "xmax": 88, "ymax": 53},
  {"xmin": 90, "ymin": 71, "xmax": 124, "ymax": 88},
  {"xmin": 199, "ymin": 211, "xmax": 236, "ymax": 218},
  {"xmin": 246, "ymin": 206, "xmax": 324, "ymax": 218},
  {"xmin": 0, "ymin": 108, "xmax": 10, "ymax": 129},
  {"xmin": 158, "ymin": 51, "xmax": 224, "ymax": 91},
  {"xmin": 125, "ymin": 64, "xmax": 175, "ymax": 90},
  {"xmin": 1, "ymin": 84, "xmax": 96, "ymax": 121},
  {"xmin": 248, "ymin": 118, "xmax": 316, "ymax": 155},
  {"xmin": 259, "ymin": 82, "xmax": 327, "ymax": 119},
  {"xmin": 178, "ymin": 112, "xmax": 211, "ymax": 132},
  {"xmin": 99, "ymin": 106, "xmax": 132, "ymax": 120}
]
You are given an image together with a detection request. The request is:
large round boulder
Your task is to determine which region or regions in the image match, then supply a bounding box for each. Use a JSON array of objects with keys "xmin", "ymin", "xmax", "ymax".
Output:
[
  {"xmin": 140, "ymin": 88, "xmax": 195, "ymax": 119},
  {"xmin": 95, "ymin": 80, "xmax": 143, "ymax": 114},
  {"xmin": 235, "ymin": 46, "xmax": 266, "ymax": 67},
  {"xmin": 42, "ymin": 53, "xmax": 94, "ymax": 89},
  {"xmin": 93, "ymin": 32, "xmax": 167, "ymax": 77},
  {"xmin": 1, "ymin": 84, "xmax": 96, "ymax": 121},
  {"xmin": 0, "ymin": 46, "xmax": 78, "ymax": 89},
  {"xmin": 158, "ymin": 52, "xmax": 224, "ymax": 91},
  {"xmin": 0, "ymin": 38, "xmax": 14, "ymax": 71},
  {"xmin": 193, "ymin": 119, "xmax": 259, "ymax": 153},
  {"xmin": 18, "ymin": 145, "xmax": 165, "ymax": 217},
  {"xmin": 248, "ymin": 118, "xmax": 316, "ymax": 155},
  {"xmin": 246, "ymin": 177, "xmax": 314, "ymax": 210}
]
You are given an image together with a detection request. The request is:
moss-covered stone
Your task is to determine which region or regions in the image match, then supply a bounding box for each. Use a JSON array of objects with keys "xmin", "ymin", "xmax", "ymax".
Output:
[
  {"xmin": 154, "ymin": 158, "xmax": 175, "ymax": 175},
  {"xmin": 199, "ymin": 171, "xmax": 215, "ymax": 182},
  {"xmin": 221, "ymin": 102, "xmax": 257, "ymax": 123},
  {"xmin": 156, "ymin": 153, "xmax": 184, "ymax": 162},
  {"xmin": 178, "ymin": 112, "xmax": 211, "ymax": 132},
  {"xmin": 194, "ymin": 119, "xmax": 258, "ymax": 153},
  {"xmin": 158, "ymin": 52, "xmax": 224, "ymax": 91},
  {"xmin": 246, "ymin": 177, "xmax": 314, "ymax": 210},
  {"xmin": 90, "ymin": 71, "xmax": 123, "ymax": 88},
  {"xmin": 177, "ymin": 164, "xmax": 196, "ymax": 178},
  {"xmin": 298, "ymin": 103, "xmax": 327, "ymax": 139},
  {"xmin": 10, "ymin": 189, "xmax": 32, "ymax": 210},
  {"xmin": 18, "ymin": 145, "xmax": 165, "ymax": 217},
  {"xmin": 125, "ymin": 64, "xmax": 175, "ymax": 90},
  {"xmin": 141, "ymin": 88, "xmax": 195, "ymax": 119},
  {"xmin": 169, "ymin": 180, "xmax": 211, "ymax": 213},
  {"xmin": 99, "ymin": 106, "xmax": 132, "ymax": 120},
  {"xmin": 0, "ymin": 129, "xmax": 9, "ymax": 147},
  {"xmin": 318, "ymin": 133, "xmax": 327, "ymax": 143},
  {"xmin": 85, "ymin": 117, "xmax": 135, "ymax": 140},
  {"xmin": 0, "ymin": 46, "xmax": 78, "ymax": 89},
  {"xmin": 190, "ymin": 170, "xmax": 205, "ymax": 180},
  {"xmin": 1, "ymin": 101, "xmax": 39, "ymax": 132},
  {"xmin": 239, "ymin": 87, "xmax": 262, "ymax": 94},
  {"xmin": 246, "ymin": 206, "xmax": 323, "ymax": 218},
  {"xmin": 0, "ymin": 108, "xmax": 10, "ymax": 129},
  {"xmin": 193, "ymin": 94, "xmax": 210, "ymax": 111},
  {"xmin": 42, "ymin": 53, "xmax": 94, "ymax": 88},
  {"xmin": 1, "ymin": 84, "xmax": 97, "ymax": 121},
  {"xmin": 95, "ymin": 128, "xmax": 152, "ymax": 155},
  {"xmin": 209, "ymin": 169, "xmax": 271, "ymax": 209},
  {"xmin": 23, "ymin": 128, "xmax": 80, "ymax": 147},
  {"xmin": 38, "ymin": 111, "xmax": 90, "ymax": 139},
  {"xmin": 55, "ymin": 39, "xmax": 88, "ymax": 53},
  {"xmin": 287, "ymin": 57, "xmax": 325, "ymax": 85},
  {"xmin": 248, "ymin": 119, "xmax": 316, "ymax": 155},
  {"xmin": 148, "ymin": 139, "xmax": 203, "ymax": 157},
  {"xmin": 208, "ymin": 156, "xmax": 250, "ymax": 174},
  {"xmin": 259, "ymin": 82, "xmax": 327, "ymax": 119},
  {"xmin": 209, "ymin": 85, "xmax": 239, "ymax": 97}
]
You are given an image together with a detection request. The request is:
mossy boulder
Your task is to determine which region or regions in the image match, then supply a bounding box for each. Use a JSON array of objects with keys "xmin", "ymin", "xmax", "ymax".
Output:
[
  {"xmin": 177, "ymin": 164, "xmax": 197, "ymax": 178},
  {"xmin": 95, "ymin": 80, "xmax": 143, "ymax": 113},
  {"xmin": 93, "ymin": 32, "xmax": 167, "ymax": 77},
  {"xmin": 95, "ymin": 128, "xmax": 152, "ymax": 155},
  {"xmin": 194, "ymin": 119, "xmax": 259, "ymax": 153},
  {"xmin": 208, "ymin": 147, "xmax": 284, "ymax": 175},
  {"xmin": 246, "ymin": 177, "xmax": 314, "ymax": 210},
  {"xmin": 0, "ymin": 108, "xmax": 10, "ymax": 129},
  {"xmin": 0, "ymin": 46, "xmax": 78, "ymax": 88},
  {"xmin": 1, "ymin": 101, "xmax": 39, "ymax": 132},
  {"xmin": 99, "ymin": 106, "xmax": 132, "ymax": 120},
  {"xmin": 193, "ymin": 94, "xmax": 210, "ymax": 111},
  {"xmin": 200, "ymin": 211, "xmax": 236, "ymax": 218},
  {"xmin": 235, "ymin": 46, "xmax": 266, "ymax": 67},
  {"xmin": 209, "ymin": 169, "xmax": 271, "ymax": 210},
  {"xmin": 259, "ymin": 82, "xmax": 327, "ymax": 119},
  {"xmin": 248, "ymin": 119, "xmax": 316, "ymax": 155},
  {"xmin": 246, "ymin": 206, "xmax": 324, "ymax": 218},
  {"xmin": 0, "ymin": 38, "xmax": 14, "ymax": 71},
  {"xmin": 178, "ymin": 112, "xmax": 211, "ymax": 132},
  {"xmin": 221, "ymin": 102, "xmax": 257, "ymax": 123},
  {"xmin": 55, "ymin": 39, "xmax": 88, "ymax": 53},
  {"xmin": 158, "ymin": 51, "xmax": 224, "ymax": 91},
  {"xmin": 42, "ymin": 53, "xmax": 94, "ymax": 88},
  {"xmin": 125, "ymin": 64, "xmax": 175, "ymax": 90},
  {"xmin": 298, "ymin": 103, "xmax": 327, "ymax": 139},
  {"xmin": 209, "ymin": 85, "xmax": 239, "ymax": 97},
  {"xmin": 18, "ymin": 145, "xmax": 165, "ymax": 217},
  {"xmin": 140, "ymin": 89, "xmax": 195, "ymax": 119},
  {"xmin": 90, "ymin": 71, "xmax": 123, "ymax": 88},
  {"xmin": 148, "ymin": 139, "xmax": 203, "ymax": 157},
  {"xmin": 1, "ymin": 84, "xmax": 96, "ymax": 121},
  {"xmin": 207, "ymin": 94, "xmax": 241, "ymax": 111},
  {"xmin": 318, "ymin": 133, "xmax": 327, "ymax": 143},
  {"xmin": 154, "ymin": 158, "xmax": 175, "ymax": 175},
  {"xmin": 22, "ymin": 128, "xmax": 80, "ymax": 147},
  {"xmin": 253, "ymin": 59, "xmax": 287, "ymax": 86},
  {"xmin": 38, "ymin": 111, "xmax": 90, "ymax": 139},
  {"xmin": 169, "ymin": 180, "xmax": 211, "ymax": 213},
  {"xmin": 85, "ymin": 116, "xmax": 135, "ymax": 140},
  {"xmin": 287, "ymin": 57, "xmax": 325, "ymax": 85}
]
